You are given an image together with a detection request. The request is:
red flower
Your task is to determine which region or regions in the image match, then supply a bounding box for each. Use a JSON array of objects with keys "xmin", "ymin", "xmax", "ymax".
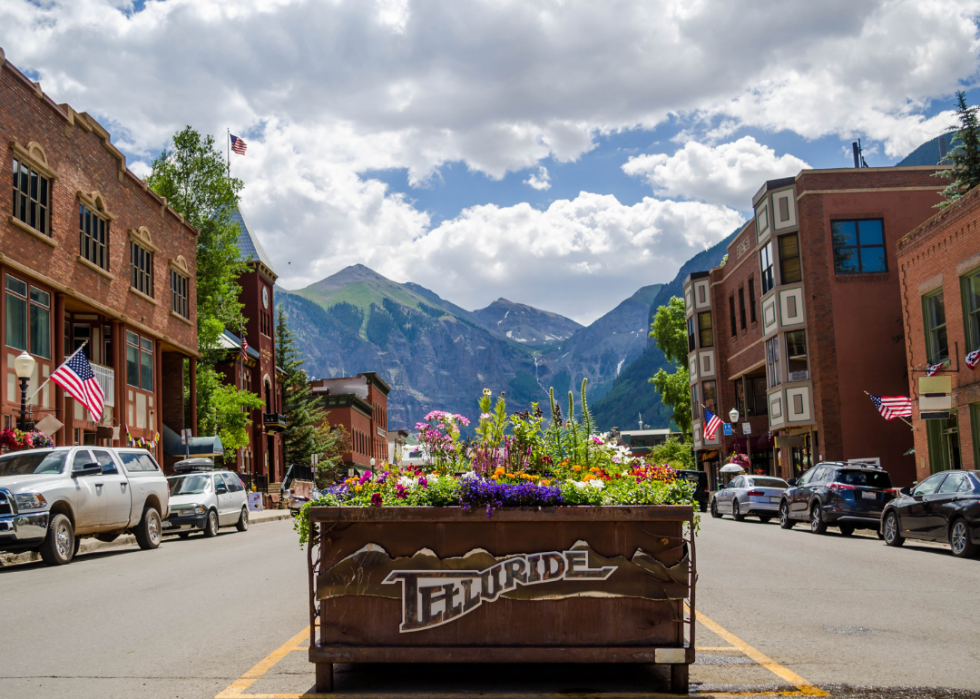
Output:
[{"xmin": 370, "ymin": 493, "xmax": 383, "ymax": 507}]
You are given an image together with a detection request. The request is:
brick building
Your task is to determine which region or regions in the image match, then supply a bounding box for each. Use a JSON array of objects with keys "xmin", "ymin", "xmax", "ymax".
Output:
[
  {"xmin": 1, "ymin": 48, "xmax": 198, "ymax": 459},
  {"xmin": 686, "ymin": 166, "xmax": 945, "ymax": 488},
  {"xmin": 215, "ymin": 208, "xmax": 285, "ymax": 492},
  {"xmin": 310, "ymin": 373, "xmax": 390, "ymax": 471},
  {"xmin": 897, "ymin": 187, "xmax": 980, "ymax": 479}
]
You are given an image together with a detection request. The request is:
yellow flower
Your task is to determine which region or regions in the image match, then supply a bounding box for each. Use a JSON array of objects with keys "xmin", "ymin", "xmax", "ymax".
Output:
[
  {"xmin": 494, "ymin": 467, "xmax": 505, "ymax": 475},
  {"xmin": 589, "ymin": 466, "xmax": 600, "ymax": 473},
  {"xmin": 540, "ymin": 479, "xmax": 551, "ymax": 486},
  {"xmin": 491, "ymin": 474, "xmax": 500, "ymax": 480},
  {"xmin": 583, "ymin": 474, "xmax": 595, "ymax": 482},
  {"xmin": 572, "ymin": 465, "xmax": 582, "ymax": 472},
  {"xmin": 355, "ymin": 485, "xmax": 363, "ymax": 492},
  {"xmin": 529, "ymin": 474, "xmax": 540, "ymax": 481}
]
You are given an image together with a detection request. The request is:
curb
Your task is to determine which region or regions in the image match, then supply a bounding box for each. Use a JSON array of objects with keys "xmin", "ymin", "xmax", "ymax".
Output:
[{"xmin": 0, "ymin": 509, "xmax": 294, "ymax": 568}]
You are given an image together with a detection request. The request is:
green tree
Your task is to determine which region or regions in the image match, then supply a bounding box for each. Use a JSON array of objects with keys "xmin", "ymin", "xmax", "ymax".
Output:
[
  {"xmin": 208, "ymin": 382, "xmax": 265, "ymax": 453},
  {"xmin": 276, "ymin": 306, "xmax": 349, "ymax": 486},
  {"xmin": 936, "ymin": 91, "xmax": 980, "ymax": 209},
  {"xmin": 648, "ymin": 436, "xmax": 695, "ymax": 470},
  {"xmin": 648, "ymin": 297, "xmax": 692, "ymax": 439}
]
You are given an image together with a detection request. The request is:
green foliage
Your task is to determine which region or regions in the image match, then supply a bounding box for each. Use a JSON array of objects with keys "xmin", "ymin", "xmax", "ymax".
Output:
[
  {"xmin": 365, "ymin": 304, "xmax": 396, "ymax": 347},
  {"xmin": 648, "ymin": 297, "xmax": 692, "ymax": 439},
  {"xmin": 648, "ymin": 437, "xmax": 695, "ymax": 470},
  {"xmin": 649, "ymin": 366, "xmax": 692, "ymax": 439},
  {"xmin": 328, "ymin": 302, "xmax": 364, "ymax": 332},
  {"xmin": 208, "ymin": 380, "xmax": 265, "ymax": 453},
  {"xmin": 936, "ymin": 91, "xmax": 980, "ymax": 209},
  {"xmin": 417, "ymin": 303, "xmax": 446, "ymax": 319}
]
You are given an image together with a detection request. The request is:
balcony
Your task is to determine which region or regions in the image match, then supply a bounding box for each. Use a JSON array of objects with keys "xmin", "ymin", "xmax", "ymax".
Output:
[
  {"xmin": 263, "ymin": 413, "xmax": 287, "ymax": 432},
  {"xmin": 91, "ymin": 363, "xmax": 115, "ymax": 407}
]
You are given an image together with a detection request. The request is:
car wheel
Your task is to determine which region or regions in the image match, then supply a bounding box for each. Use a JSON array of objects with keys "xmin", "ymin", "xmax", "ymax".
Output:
[
  {"xmin": 710, "ymin": 498, "xmax": 722, "ymax": 519},
  {"xmin": 135, "ymin": 507, "xmax": 162, "ymax": 550},
  {"xmin": 883, "ymin": 511, "xmax": 904, "ymax": 547},
  {"xmin": 732, "ymin": 500, "xmax": 745, "ymax": 522},
  {"xmin": 810, "ymin": 503, "xmax": 827, "ymax": 534},
  {"xmin": 877, "ymin": 527, "xmax": 885, "ymax": 540},
  {"xmin": 759, "ymin": 516, "xmax": 772, "ymax": 524},
  {"xmin": 779, "ymin": 502, "xmax": 794, "ymax": 529},
  {"xmin": 949, "ymin": 518, "xmax": 978, "ymax": 558},
  {"xmin": 236, "ymin": 506, "xmax": 249, "ymax": 532},
  {"xmin": 203, "ymin": 509, "xmax": 219, "ymax": 538},
  {"xmin": 40, "ymin": 513, "xmax": 75, "ymax": 566},
  {"xmin": 839, "ymin": 525, "xmax": 855, "ymax": 537},
  {"xmin": 699, "ymin": 500, "xmax": 708, "ymax": 514}
]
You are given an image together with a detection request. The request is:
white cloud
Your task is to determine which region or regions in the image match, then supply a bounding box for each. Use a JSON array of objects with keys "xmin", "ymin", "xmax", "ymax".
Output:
[
  {"xmin": 524, "ymin": 166, "xmax": 551, "ymax": 191},
  {"xmin": 623, "ymin": 137, "xmax": 810, "ymax": 209}
]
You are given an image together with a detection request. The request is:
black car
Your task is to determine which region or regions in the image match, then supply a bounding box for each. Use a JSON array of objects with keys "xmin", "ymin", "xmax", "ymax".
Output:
[
  {"xmin": 881, "ymin": 469, "xmax": 980, "ymax": 558},
  {"xmin": 779, "ymin": 462, "xmax": 895, "ymax": 535},
  {"xmin": 676, "ymin": 469, "xmax": 709, "ymax": 513}
]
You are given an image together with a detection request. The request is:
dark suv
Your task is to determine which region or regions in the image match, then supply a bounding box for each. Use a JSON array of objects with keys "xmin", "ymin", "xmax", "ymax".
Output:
[
  {"xmin": 779, "ymin": 462, "xmax": 896, "ymax": 535},
  {"xmin": 676, "ymin": 469, "xmax": 709, "ymax": 513}
]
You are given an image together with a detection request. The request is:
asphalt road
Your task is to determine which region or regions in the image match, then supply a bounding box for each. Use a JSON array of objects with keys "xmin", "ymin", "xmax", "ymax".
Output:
[{"xmin": 0, "ymin": 514, "xmax": 978, "ymax": 698}]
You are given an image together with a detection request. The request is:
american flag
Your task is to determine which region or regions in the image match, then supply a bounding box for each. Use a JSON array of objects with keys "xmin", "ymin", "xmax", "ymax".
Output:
[
  {"xmin": 51, "ymin": 350, "xmax": 105, "ymax": 422},
  {"xmin": 241, "ymin": 336, "xmax": 248, "ymax": 361},
  {"xmin": 869, "ymin": 394, "xmax": 913, "ymax": 421},
  {"xmin": 966, "ymin": 350, "xmax": 980, "ymax": 370},
  {"xmin": 703, "ymin": 408, "xmax": 723, "ymax": 441},
  {"xmin": 230, "ymin": 135, "xmax": 247, "ymax": 155},
  {"xmin": 925, "ymin": 363, "xmax": 943, "ymax": 377}
]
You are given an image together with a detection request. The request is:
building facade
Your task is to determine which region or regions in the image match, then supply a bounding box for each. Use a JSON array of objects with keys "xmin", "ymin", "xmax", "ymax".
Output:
[
  {"xmin": 216, "ymin": 209, "xmax": 285, "ymax": 493},
  {"xmin": 1, "ymin": 48, "xmax": 198, "ymax": 460},
  {"xmin": 310, "ymin": 373, "xmax": 390, "ymax": 471},
  {"xmin": 897, "ymin": 187, "xmax": 980, "ymax": 479},
  {"xmin": 687, "ymin": 166, "xmax": 945, "ymax": 488}
]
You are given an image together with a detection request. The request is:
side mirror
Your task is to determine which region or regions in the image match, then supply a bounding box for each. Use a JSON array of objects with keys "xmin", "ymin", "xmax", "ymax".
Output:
[
  {"xmin": 72, "ymin": 462, "xmax": 101, "ymax": 477},
  {"xmin": 900, "ymin": 486, "xmax": 912, "ymax": 496},
  {"xmin": 215, "ymin": 484, "xmax": 228, "ymax": 494},
  {"xmin": 787, "ymin": 478, "xmax": 797, "ymax": 487}
]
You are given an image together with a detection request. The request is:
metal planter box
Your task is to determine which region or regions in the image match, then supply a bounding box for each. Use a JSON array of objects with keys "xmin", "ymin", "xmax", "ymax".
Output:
[{"xmin": 307, "ymin": 505, "xmax": 696, "ymax": 693}]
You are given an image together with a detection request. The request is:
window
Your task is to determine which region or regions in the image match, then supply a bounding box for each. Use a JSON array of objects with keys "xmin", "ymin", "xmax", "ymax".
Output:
[
  {"xmin": 923, "ymin": 290, "xmax": 948, "ymax": 365},
  {"xmin": 79, "ymin": 204, "xmax": 108, "ymax": 270},
  {"xmin": 126, "ymin": 331, "xmax": 154, "ymax": 390},
  {"xmin": 119, "ymin": 452, "xmax": 159, "ymax": 472},
  {"xmin": 832, "ymin": 219, "xmax": 886, "ymax": 274},
  {"xmin": 92, "ymin": 450, "xmax": 117, "ymax": 475},
  {"xmin": 925, "ymin": 420, "xmax": 950, "ymax": 474},
  {"xmin": 962, "ymin": 271, "xmax": 980, "ymax": 352},
  {"xmin": 728, "ymin": 295, "xmax": 736, "ymax": 337},
  {"xmin": 171, "ymin": 270, "xmax": 189, "ymax": 319},
  {"xmin": 760, "ymin": 242, "xmax": 775, "ymax": 294},
  {"xmin": 735, "ymin": 379, "xmax": 746, "ymax": 418},
  {"xmin": 912, "ymin": 472, "xmax": 946, "ymax": 496},
  {"xmin": 702, "ymin": 380, "xmax": 717, "ymax": 414},
  {"xmin": 778, "ymin": 233, "xmax": 802, "ymax": 284},
  {"xmin": 749, "ymin": 376, "xmax": 767, "ymax": 416},
  {"xmin": 130, "ymin": 241, "xmax": 153, "ymax": 297},
  {"xmin": 748, "ymin": 278, "xmax": 757, "ymax": 323},
  {"xmin": 691, "ymin": 383, "xmax": 700, "ymax": 417},
  {"xmin": 766, "ymin": 336, "xmax": 781, "ymax": 388},
  {"xmin": 938, "ymin": 472, "xmax": 968, "ymax": 494},
  {"xmin": 786, "ymin": 330, "xmax": 808, "ymax": 381},
  {"xmin": 11, "ymin": 158, "xmax": 50, "ymax": 235},
  {"xmin": 698, "ymin": 312, "xmax": 713, "ymax": 348},
  {"xmin": 738, "ymin": 287, "xmax": 746, "ymax": 330},
  {"xmin": 687, "ymin": 316, "xmax": 696, "ymax": 353},
  {"xmin": 5, "ymin": 275, "xmax": 50, "ymax": 359},
  {"xmin": 73, "ymin": 324, "xmax": 90, "ymax": 359},
  {"xmin": 972, "ymin": 403, "xmax": 980, "ymax": 474}
]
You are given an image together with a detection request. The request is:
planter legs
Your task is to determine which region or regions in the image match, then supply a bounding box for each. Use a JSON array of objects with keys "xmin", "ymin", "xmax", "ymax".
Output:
[
  {"xmin": 670, "ymin": 663, "xmax": 689, "ymax": 694},
  {"xmin": 315, "ymin": 663, "xmax": 333, "ymax": 693}
]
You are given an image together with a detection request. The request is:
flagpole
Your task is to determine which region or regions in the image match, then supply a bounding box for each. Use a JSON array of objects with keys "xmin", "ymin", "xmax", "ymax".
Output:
[
  {"xmin": 227, "ymin": 128, "xmax": 231, "ymax": 176},
  {"xmin": 25, "ymin": 342, "xmax": 88, "ymax": 403}
]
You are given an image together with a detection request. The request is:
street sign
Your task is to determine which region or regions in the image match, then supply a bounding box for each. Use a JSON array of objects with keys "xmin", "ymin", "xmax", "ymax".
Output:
[
  {"xmin": 742, "ymin": 422, "xmax": 752, "ymax": 434},
  {"xmin": 180, "ymin": 428, "xmax": 192, "ymax": 445},
  {"xmin": 723, "ymin": 423, "xmax": 733, "ymax": 435}
]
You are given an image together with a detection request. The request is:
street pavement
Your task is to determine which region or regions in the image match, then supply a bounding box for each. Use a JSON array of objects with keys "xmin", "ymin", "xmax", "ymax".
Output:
[{"xmin": 0, "ymin": 513, "xmax": 978, "ymax": 698}]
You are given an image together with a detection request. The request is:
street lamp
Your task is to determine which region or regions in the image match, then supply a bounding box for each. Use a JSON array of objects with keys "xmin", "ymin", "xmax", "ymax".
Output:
[
  {"xmin": 728, "ymin": 407, "xmax": 740, "ymax": 424},
  {"xmin": 14, "ymin": 351, "xmax": 36, "ymax": 431}
]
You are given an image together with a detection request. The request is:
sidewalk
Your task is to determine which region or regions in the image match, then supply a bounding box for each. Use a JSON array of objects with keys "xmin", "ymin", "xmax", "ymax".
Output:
[{"xmin": 0, "ymin": 508, "xmax": 294, "ymax": 567}]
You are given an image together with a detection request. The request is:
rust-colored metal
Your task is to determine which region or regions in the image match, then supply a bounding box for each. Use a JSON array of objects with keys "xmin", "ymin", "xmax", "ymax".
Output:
[{"xmin": 307, "ymin": 506, "xmax": 696, "ymax": 694}]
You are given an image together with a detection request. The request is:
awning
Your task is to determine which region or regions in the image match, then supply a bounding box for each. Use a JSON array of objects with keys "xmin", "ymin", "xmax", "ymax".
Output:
[{"xmin": 162, "ymin": 424, "xmax": 224, "ymax": 457}]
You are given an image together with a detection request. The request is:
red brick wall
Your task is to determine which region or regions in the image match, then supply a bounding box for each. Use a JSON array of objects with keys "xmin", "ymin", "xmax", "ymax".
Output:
[{"xmin": 323, "ymin": 405, "xmax": 373, "ymax": 468}]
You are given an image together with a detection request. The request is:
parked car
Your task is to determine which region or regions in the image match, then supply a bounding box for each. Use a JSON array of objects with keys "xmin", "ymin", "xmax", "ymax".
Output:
[
  {"xmin": 779, "ymin": 462, "xmax": 895, "ymax": 535},
  {"xmin": 165, "ymin": 460, "xmax": 249, "ymax": 538},
  {"xmin": 710, "ymin": 474, "xmax": 789, "ymax": 522},
  {"xmin": 676, "ymin": 469, "xmax": 709, "ymax": 512},
  {"xmin": 0, "ymin": 447, "xmax": 169, "ymax": 565},
  {"xmin": 881, "ymin": 469, "xmax": 980, "ymax": 558}
]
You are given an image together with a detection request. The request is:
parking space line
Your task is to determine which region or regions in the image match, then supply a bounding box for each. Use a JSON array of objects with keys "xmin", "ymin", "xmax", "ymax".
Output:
[{"xmin": 215, "ymin": 626, "xmax": 320, "ymax": 699}]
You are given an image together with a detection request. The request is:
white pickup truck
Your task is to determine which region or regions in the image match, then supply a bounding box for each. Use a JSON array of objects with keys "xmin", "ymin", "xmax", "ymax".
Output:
[{"xmin": 0, "ymin": 446, "xmax": 170, "ymax": 565}]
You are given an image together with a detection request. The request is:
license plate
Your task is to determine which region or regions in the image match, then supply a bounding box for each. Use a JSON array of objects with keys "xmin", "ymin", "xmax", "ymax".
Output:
[
  {"xmin": 861, "ymin": 491, "xmax": 876, "ymax": 500},
  {"xmin": 769, "ymin": 496, "xmax": 781, "ymax": 503}
]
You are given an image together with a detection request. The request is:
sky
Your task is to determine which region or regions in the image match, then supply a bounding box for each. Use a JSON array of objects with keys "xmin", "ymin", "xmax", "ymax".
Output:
[{"xmin": 2, "ymin": 0, "xmax": 979, "ymax": 324}]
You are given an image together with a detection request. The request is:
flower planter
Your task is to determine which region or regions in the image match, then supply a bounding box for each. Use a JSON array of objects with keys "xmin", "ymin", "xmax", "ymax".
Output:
[{"xmin": 306, "ymin": 504, "xmax": 696, "ymax": 694}]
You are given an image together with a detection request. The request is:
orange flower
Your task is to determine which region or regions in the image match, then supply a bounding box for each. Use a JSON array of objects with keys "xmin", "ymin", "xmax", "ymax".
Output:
[
  {"xmin": 572, "ymin": 465, "xmax": 582, "ymax": 472},
  {"xmin": 589, "ymin": 466, "xmax": 600, "ymax": 473},
  {"xmin": 540, "ymin": 479, "xmax": 551, "ymax": 486},
  {"xmin": 354, "ymin": 485, "xmax": 363, "ymax": 492},
  {"xmin": 583, "ymin": 474, "xmax": 596, "ymax": 482}
]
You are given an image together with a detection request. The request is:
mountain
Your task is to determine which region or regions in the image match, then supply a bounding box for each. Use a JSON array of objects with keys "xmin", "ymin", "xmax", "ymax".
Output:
[
  {"xmin": 472, "ymin": 298, "xmax": 582, "ymax": 346},
  {"xmin": 591, "ymin": 225, "xmax": 744, "ymax": 431}
]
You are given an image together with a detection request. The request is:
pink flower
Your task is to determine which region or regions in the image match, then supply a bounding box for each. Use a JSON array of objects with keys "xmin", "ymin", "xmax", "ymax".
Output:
[
  {"xmin": 480, "ymin": 413, "xmax": 491, "ymax": 420},
  {"xmin": 358, "ymin": 471, "xmax": 373, "ymax": 485}
]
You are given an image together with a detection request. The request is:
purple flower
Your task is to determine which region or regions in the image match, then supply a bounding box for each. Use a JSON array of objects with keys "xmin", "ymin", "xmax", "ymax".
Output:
[
  {"xmin": 419, "ymin": 476, "xmax": 428, "ymax": 488},
  {"xmin": 458, "ymin": 478, "xmax": 564, "ymax": 517},
  {"xmin": 396, "ymin": 484, "xmax": 407, "ymax": 500},
  {"xmin": 370, "ymin": 493, "xmax": 383, "ymax": 507},
  {"xmin": 358, "ymin": 471, "xmax": 373, "ymax": 485}
]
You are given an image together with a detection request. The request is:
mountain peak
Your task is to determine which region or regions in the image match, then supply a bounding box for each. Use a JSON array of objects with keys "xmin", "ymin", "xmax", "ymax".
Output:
[
  {"xmin": 473, "ymin": 298, "xmax": 582, "ymax": 346},
  {"xmin": 305, "ymin": 263, "xmax": 393, "ymax": 292}
]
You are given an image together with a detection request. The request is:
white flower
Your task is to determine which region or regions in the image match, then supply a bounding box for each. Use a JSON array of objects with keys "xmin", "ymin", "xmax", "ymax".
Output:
[
  {"xmin": 571, "ymin": 481, "xmax": 588, "ymax": 490},
  {"xmin": 587, "ymin": 480, "xmax": 605, "ymax": 490},
  {"xmin": 398, "ymin": 476, "xmax": 418, "ymax": 488}
]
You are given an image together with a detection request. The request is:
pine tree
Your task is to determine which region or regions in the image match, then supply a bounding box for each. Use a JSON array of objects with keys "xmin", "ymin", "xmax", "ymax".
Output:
[
  {"xmin": 936, "ymin": 91, "xmax": 980, "ymax": 209},
  {"xmin": 276, "ymin": 306, "xmax": 348, "ymax": 485}
]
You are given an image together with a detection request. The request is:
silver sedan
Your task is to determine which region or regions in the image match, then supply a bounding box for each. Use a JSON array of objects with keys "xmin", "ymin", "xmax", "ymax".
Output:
[{"xmin": 710, "ymin": 475, "xmax": 789, "ymax": 522}]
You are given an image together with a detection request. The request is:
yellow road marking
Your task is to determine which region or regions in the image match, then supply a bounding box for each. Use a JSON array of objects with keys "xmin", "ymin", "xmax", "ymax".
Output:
[
  {"xmin": 215, "ymin": 626, "xmax": 320, "ymax": 699},
  {"xmin": 693, "ymin": 609, "xmax": 827, "ymax": 697}
]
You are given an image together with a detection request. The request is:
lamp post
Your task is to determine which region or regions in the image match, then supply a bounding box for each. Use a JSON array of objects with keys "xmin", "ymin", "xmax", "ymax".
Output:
[
  {"xmin": 730, "ymin": 406, "xmax": 752, "ymax": 473},
  {"xmin": 13, "ymin": 351, "xmax": 36, "ymax": 431}
]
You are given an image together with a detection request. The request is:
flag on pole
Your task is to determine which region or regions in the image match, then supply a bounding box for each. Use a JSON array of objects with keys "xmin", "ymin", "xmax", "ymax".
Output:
[
  {"xmin": 241, "ymin": 336, "xmax": 248, "ymax": 361},
  {"xmin": 703, "ymin": 408, "xmax": 723, "ymax": 441},
  {"xmin": 869, "ymin": 394, "xmax": 913, "ymax": 421},
  {"xmin": 966, "ymin": 350, "xmax": 980, "ymax": 370},
  {"xmin": 230, "ymin": 134, "xmax": 247, "ymax": 155},
  {"xmin": 51, "ymin": 350, "xmax": 105, "ymax": 422},
  {"xmin": 925, "ymin": 363, "xmax": 943, "ymax": 377}
]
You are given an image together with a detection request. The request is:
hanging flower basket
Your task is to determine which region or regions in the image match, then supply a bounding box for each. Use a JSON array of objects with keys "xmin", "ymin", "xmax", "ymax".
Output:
[{"xmin": 0, "ymin": 428, "xmax": 54, "ymax": 454}]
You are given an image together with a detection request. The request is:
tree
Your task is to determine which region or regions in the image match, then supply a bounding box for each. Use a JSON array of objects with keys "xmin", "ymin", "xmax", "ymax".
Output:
[
  {"xmin": 276, "ymin": 306, "xmax": 349, "ymax": 486},
  {"xmin": 936, "ymin": 91, "xmax": 980, "ymax": 209},
  {"xmin": 148, "ymin": 127, "xmax": 256, "ymax": 441},
  {"xmin": 648, "ymin": 297, "xmax": 692, "ymax": 439},
  {"xmin": 648, "ymin": 436, "xmax": 695, "ymax": 470}
]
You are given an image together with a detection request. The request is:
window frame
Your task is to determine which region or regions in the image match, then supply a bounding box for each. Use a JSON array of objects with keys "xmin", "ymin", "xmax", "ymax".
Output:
[
  {"xmin": 728, "ymin": 295, "xmax": 736, "ymax": 337},
  {"xmin": 778, "ymin": 233, "xmax": 802, "ymax": 284},
  {"xmin": 961, "ymin": 269, "xmax": 980, "ymax": 353},
  {"xmin": 785, "ymin": 329, "xmax": 808, "ymax": 381},
  {"xmin": 79, "ymin": 202, "xmax": 109, "ymax": 271},
  {"xmin": 738, "ymin": 286, "xmax": 747, "ymax": 330},
  {"xmin": 4, "ymin": 274, "xmax": 51, "ymax": 359},
  {"xmin": 831, "ymin": 219, "xmax": 887, "ymax": 275},
  {"xmin": 697, "ymin": 311, "xmax": 713, "ymax": 348},
  {"xmin": 766, "ymin": 336, "xmax": 781, "ymax": 389},
  {"xmin": 702, "ymin": 380, "xmax": 717, "ymax": 414},
  {"xmin": 130, "ymin": 239, "xmax": 153, "ymax": 297},
  {"xmin": 760, "ymin": 242, "xmax": 775, "ymax": 294},
  {"xmin": 748, "ymin": 277, "xmax": 757, "ymax": 323},
  {"xmin": 126, "ymin": 330, "xmax": 155, "ymax": 391},
  {"xmin": 171, "ymin": 269, "xmax": 190, "ymax": 319},
  {"xmin": 922, "ymin": 289, "xmax": 949, "ymax": 366},
  {"xmin": 686, "ymin": 316, "xmax": 696, "ymax": 353},
  {"xmin": 11, "ymin": 157, "xmax": 51, "ymax": 236}
]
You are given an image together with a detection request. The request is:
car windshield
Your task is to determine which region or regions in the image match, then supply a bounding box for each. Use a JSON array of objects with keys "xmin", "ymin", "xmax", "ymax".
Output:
[
  {"xmin": 0, "ymin": 451, "xmax": 67, "ymax": 476},
  {"xmin": 837, "ymin": 470, "xmax": 891, "ymax": 488},
  {"xmin": 750, "ymin": 477, "xmax": 788, "ymax": 489},
  {"xmin": 168, "ymin": 474, "xmax": 212, "ymax": 496}
]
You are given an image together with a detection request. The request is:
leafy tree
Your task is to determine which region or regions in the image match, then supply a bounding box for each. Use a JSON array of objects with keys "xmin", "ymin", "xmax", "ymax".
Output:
[
  {"xmin": 276, "ymin": 306, "xmax": 350, "ymax": 486},
  {"xmin": 936, "ymin": 91, "xmax": 980, "ymax": 209},
  {"xmin": 648, "ymin": 436, "xmax": 695, "ymax": 470},
  {"xmin": 648, "ymin": 297, "xmax": 692, "ymax": 439},
  {"xmin": 207, "ymin": 381, "xmax": 266, "ymax": 453}
]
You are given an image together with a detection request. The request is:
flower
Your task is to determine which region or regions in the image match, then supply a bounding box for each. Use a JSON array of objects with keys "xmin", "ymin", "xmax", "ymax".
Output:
[
  {"xmin": 480, "ymin": 413, "xmax": 492, "ymax": 420},
  {"xmin": 572, "ymin": 465, "xmax": 582, "ymax": 472},
  {"xmin": 419, "ymin": 476, "xmax": 428, "ymax": 488},
  {"xmin": 483, "ymin": 388, "xmax": 492, "ymax": 396},
  {"xmin": 370, "ymin": 493, "xmax": 383, "ymax": 507},
  {"xmin": 358, "ymin": 471, "xmax": 373, "ymax": 485},
  {"xmin": 354, "ymin": 485, "xmax": 363, "ymax": 492},
  {"xmin": 396, "ymin": 484, "xmax": 407, "ymax": 499}
]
